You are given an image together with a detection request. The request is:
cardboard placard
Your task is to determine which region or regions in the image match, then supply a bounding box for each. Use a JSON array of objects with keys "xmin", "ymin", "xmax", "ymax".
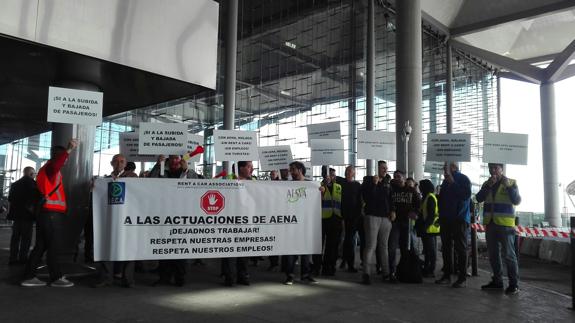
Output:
[
  {"xmin": 119, "ymin": 132, "xmax": 156, "ymax": 162},
  {"xmin": 258, "ymin": 146, "xmax": 294, "ymax": 172},
  {"xmin": 213, "ymin": 130, "xmax": 259, "ymax": 161},
  {"xmin": 47, "ymin": 86, "xmax": 103, "ymax": 125},
  {"xmin": 357, "ymin": 130, "xmax": 396, "ymax": 160},
  {"xmin": 303, "ymin": 161, "xmax": 313, "ymax": 181},
  {"xmin": 307, "ymin": 121, "xmax": 341, "ymax": 145},
  {"xmin": 426, "ymin": 133, "xmax": 471, "ymax": 162},
  {"xmin": 138, "ymin": 123, "xmax": 188, "ymax": 155},
  {"xmin": 310, "ymin": 139, "xmax": 345, "ymax": 166},
  {"xmin": 424, "ymin": 160, "xmax": 445, "ymax": 175},
  {"xmin": 483, "ymin": 132, "xmax": 528, "ymax": 165}
]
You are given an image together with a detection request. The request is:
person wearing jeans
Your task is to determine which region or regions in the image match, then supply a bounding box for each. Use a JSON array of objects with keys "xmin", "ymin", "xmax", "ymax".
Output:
[
  {"xmin": 436, "ymin": 162, "xmax": 471, "ymax": 288},
  {"xmin": 361, "ymin": 160, "xmax": 393, "ymax": 285},
  {"xmin": 476, "ymin": 163, "xmax": 521, "ymax": 295}
]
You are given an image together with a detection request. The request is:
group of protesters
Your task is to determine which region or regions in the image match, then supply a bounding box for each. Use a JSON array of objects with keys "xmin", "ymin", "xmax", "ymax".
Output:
[{"xmin": 7, "ymin": 139, "xmax": 521, "ymax": 295}]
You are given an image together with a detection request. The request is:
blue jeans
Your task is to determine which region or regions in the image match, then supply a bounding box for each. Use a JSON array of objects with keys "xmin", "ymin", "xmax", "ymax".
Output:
[{"xmin": 486, "ymin": 223, "xmax": 519, "ymax": 287}]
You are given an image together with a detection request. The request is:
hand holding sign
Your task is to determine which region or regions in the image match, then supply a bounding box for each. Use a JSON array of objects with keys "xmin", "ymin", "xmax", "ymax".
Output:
[{"xmin": 67, "ymin": 139, "xmax": 79, "ymax": 152}]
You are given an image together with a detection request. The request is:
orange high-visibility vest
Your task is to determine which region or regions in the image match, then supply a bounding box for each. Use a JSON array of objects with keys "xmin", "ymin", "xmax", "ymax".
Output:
[{"xmin": 36, "ymin": 165, "xmax": 66, "ymax": 213}]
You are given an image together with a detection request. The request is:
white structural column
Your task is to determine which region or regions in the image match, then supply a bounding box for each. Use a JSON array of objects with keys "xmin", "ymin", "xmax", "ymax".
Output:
[
  {"xmin": 395, "ymin": 0, "xmax": 423, "ymax": 179},
  {"xmin": 223, "ymin": 0, "xmax": 238, "ymax": 174},
  {"xmin": 365, "ymin": 0, "xmax": 375, "ymax": 175},
  {"xmin": 540, "ymin": 82, "xmax": 561, "ymax": 227}
]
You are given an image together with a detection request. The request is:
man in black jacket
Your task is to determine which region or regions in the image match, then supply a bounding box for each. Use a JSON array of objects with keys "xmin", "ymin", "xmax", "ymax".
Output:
[
  {"xmin": 361, "ymin": 161, "xmax": 393, "ymax": 284},
  {"xmin": 8, "ymin": 167, "xmax": 37, "ymax": 265},
  {"xmin": 341, "ymin": 166, "xmax": 362, "ymax": 272}
]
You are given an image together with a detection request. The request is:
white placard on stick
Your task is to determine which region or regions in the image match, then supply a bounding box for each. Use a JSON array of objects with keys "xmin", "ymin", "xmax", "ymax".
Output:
[
  {"xmin": 303, "ymin": 161, "xmax": 313, "ymax": 181},
  {"xmin": 483, "ymin": 132, "xmax": 528, "ymax": 165},
  {"xmin": 357, "ymin": 130, "xmax": 396, "ymax": 160},
  {"xmin": 119, "ymin": 132, "xmax": 156, "ymax": 162},
  {"xmin": 214, "ymin": 130, "xmax": 259, "ymax": 161},
  {"xmin": 426, "ymin": 133, "xmax": 471, "ymax": 162},
  {"xmin": 424, "ymin": 160, "xmax": 445, "ymax": 175},
  {"xmin": 186, "ymin": 134, "xmax": 204, "ymax": 163},
  {"xmin": 310, "ymin": 139, "xmax": 345, "ymax": 166},
  {"xmin": 47, "ymin": 86, "xmax": 103, "ymax": 125},
  {"xmin": 258, "ymin": 146, "xmax": 293, "ymax": 171},
  {"xmin": 138, "ymin": 123, "xmax": 188, "ymax": 155},
  {"xmin": 307, "ymin": 121, "xmax": 341, "ymax": 145}
]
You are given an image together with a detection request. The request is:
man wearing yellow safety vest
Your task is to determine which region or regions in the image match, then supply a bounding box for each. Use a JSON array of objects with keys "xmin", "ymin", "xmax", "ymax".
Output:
[
  {"xmin": 314, "ymin": 168, "xmax": 343, "ymax": 276},
  {"xmin": 417, "ymin": 179, "xmax": 440, "ymax": 278},
  {"xmin": 21, "ymin": 139, "xmax": 78, "ymax": 288},
  {"xmin": 476, "ymin": 163, "xmax": 521, "ymax": 295}
]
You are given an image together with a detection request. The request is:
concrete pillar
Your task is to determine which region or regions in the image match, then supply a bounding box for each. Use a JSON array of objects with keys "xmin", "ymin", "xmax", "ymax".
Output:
[
  {"xmin": 348, "ymin": 0, "xmax": 357, "ymax": 167},
  {"xmin": 223, "ymin": 0, "xmax": 238, "ymax": 174},
  {"xmin": 51, "ymin": 121, "xmax": 96, "ymax": 255},
  {"xmin": 496, "ymin": 75, "xmax": 501, "ymax": 132},
  {"xmin": 396, "ymin": 0, "xmax": 422, "ymax": 179},
  {"xmin": 365, "ymin": 0, "xmax": 375, "ymax": 175},
  {"xmin": 446, "ymin": 41, "xmax": 453, "ymax": 134},
  {"xmin": 540, "ymin": 82, "xmax": 561, "ymax": 227}
]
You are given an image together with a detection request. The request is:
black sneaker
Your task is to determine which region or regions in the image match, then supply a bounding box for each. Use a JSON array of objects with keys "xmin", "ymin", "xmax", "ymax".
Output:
[
  {"xmin": 283, "ymin": 277, "xmax": 294, "ymax": 285},
  {"xmin": 451, "ymin": 279, "xmax": 466, "ymax": 288},
  {"xmin": 481, "ymin": 281, "xmax": 504, "ymax": 290},
  {"xmin": 301, "ymin": 276, "xmax": 318, "ymax": 284},
  {"xmin": 435, "ymin": 276, "xmax": 451, "ymax": 285},
  {"xmin": 237, "ymin": 277, "xmax": 250, "ymax": 286},
  {"xmin": 505, "ymin": 286, "xmax": 519, "ymax": 295},
  {"xmin": 388, "ymin": 273, "xmax": 398, "ymax": 284},
  {"xmin": 361, "ymin": 274, "xmax": 371, "ymax": 285}
]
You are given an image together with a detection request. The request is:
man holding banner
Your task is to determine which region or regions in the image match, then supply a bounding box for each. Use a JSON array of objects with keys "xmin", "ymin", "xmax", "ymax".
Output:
[
  {"xmin": 283, "ymin": 161, "xmax": 318, "ymax": 285},
  {"xmin": 476, "ymin": 163, "xmax": 521, "ymax": 295},
  {"xmin": 221, "ymin": 161, "xmax": 252, "ymax": 287},
  {"xmin": 149, "ymin": 154, "xmax": 200, "ymax": 287}
]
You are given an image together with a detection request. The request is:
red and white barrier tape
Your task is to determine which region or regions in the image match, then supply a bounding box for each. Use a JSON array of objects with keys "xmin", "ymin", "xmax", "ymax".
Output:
[{"xmin": 470, "ymin": 223, "xmax": 573, "ymax": 239}]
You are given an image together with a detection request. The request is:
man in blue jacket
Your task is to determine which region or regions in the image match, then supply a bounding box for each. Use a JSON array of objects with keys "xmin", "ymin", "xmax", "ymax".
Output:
[{"xmin": 436, "ymin": 162, "xmax": 471, "ymax": 288}]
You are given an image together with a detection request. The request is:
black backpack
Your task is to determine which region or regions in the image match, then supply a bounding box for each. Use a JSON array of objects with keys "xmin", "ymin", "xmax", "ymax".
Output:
[{"xmin": 397, "ymin": 223, "xmax": 423, "ymax": 284}]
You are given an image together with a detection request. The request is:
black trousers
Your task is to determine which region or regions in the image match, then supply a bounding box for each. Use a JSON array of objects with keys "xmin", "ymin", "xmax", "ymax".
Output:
[
  {"xmin": 99, "ymin": 261, "xmax": 135, "ymax": 285},
  {"xmin": 221, "ymin": 258, "xmax": 248, "ymax": 280},
  {"xmin": 421, "ymin": 235, "xmax": 437, "ymax": 274},
  {"xmin": 313, "ymin": 216, "xmax": 342, "ymax": 274},
  {"xmin": 10, "ymin": 218, "xmax": 34, "ymax": 263},
  {"xmin": 158, "ymin": 260, "xmax": 186, "ymax": 284},
  {"xmin": 283, "ymin": 255, "xmax": 311, "ymax": 279},
  {"xmin": 440, "ymin": 218, "xmax": 468, "ymax": 281},
  {"xmin": 24, "ymin": 212, "xmax": 65, "ymax": 282},
  {"xmin": 342, "ymin": 215, "xmax": 361, "ymax": 268},
  {"xmin": 388, "ymin": 221, "xmax": 413, "ymax": 274}
]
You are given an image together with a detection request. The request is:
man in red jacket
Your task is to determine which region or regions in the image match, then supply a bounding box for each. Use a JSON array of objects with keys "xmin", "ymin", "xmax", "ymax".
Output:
[{"xmin": 21, "ymin": 139, "xmax": 78, "ymax": 288}]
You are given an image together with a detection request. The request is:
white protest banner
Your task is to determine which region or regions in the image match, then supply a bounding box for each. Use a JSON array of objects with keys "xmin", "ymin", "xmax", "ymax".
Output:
[
  {"xmin": 186, "ymin": 134, "xmax": 204, "ymax": 163},
  {"xmin": 426, "ymin": 133, "xmax": 471, "ymax": 162},
  {"xmin": 119, "ymin": 132, "xmax": 156, "ymax": 162},
  {"xmin": 138, "ymin": 123, "xmax": 188, "ymax": 155},
  {"xmin": 310, "ymin": 139, "xmax": 345, "ymax": 166},
  {"xmin": 307, "ymin": 121, "xmax": 341, "ymax": 146},
  {"xmin": 93, "ymin": 178, "xmax": 321, "ymax": 261},
  {"xmin": 357, "ymin": 130, "xmax": 396, "ymax": 160},
  {"xmin": 424, "ymin": 160, "xmax": 445, "ymax": 174},
  {"xmin": 47, "ymin": 86, "xmax": 103, "ymax": 125},
  {"xmin": 483, "ymin": 132, "xmax": 528, "ymax": 165},
  {"xmin": 258, "ymin": 146, "xmax": 293, "ymax": 171},
  {"xmin": 213, "ymin": 130, "xmax": 259, "ymax": 161}
]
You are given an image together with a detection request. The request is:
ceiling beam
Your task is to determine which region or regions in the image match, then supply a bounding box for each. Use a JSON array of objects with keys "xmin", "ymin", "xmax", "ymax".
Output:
[
  {"xmin": 451, "ymin": 0, "xmax": 575, "ymax": 37},
  {"xmin": 421, "ymin": 11, "xmax": 450, "ymax": 37},
  {"xmin": 497, "ymin": 71, "xmax": 541, "ymax": 85},
  {"xmin": 555, "ymin": 64, "xmax": 575, "ymax": 82},
  {"xmin": 450, "ymin": 40, "xmax": 544, "ymax": 84},
  {"xmin": 543, "ymin": 38, "xmax": 575, "ymax": 82}
]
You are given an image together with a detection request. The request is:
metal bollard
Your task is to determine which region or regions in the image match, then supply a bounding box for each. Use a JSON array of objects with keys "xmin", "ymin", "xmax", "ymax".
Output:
[{"xmin": 470, "ymin": 212, "xmax": 478, "ymax": 277}]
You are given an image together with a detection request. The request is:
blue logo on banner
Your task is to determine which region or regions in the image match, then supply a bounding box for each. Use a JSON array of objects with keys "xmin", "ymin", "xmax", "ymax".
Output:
[{"xmin": 108, "ymin": 182, "xmax": 125, "ymax": 205}]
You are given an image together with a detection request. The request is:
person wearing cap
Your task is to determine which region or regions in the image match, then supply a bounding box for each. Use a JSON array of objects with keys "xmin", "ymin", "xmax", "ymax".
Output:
[{"xmin": 476, "ymin": 163, "xmax": 521, "ymax": 295}]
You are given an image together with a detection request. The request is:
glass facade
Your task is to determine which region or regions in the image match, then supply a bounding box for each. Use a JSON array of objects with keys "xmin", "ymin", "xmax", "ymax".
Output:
[{"xmin": 0, "ymin": 0, "xmax": 497, "ymax": 194}]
